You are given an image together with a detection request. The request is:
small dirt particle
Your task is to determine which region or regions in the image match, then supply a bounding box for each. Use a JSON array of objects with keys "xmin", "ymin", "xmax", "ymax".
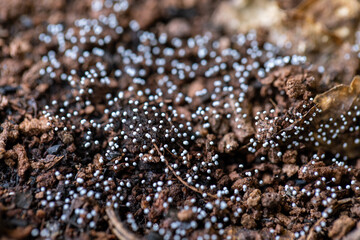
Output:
[
  {"xmin": 177, "ymin": 209, "xmax": 193, "ymax": 221},
  {"xmin": 247, "ymin": 189, "xmax": 261, "ymax": 208},
  {"xmin": 218, "ymin": 132, "xmax": 239, "ymax": 153},
  {"xmin": 58, "ymin": 131, "xmax": 74, "ymax": 145},
  {"xmin": 36, "ymin": 209, "xmax": 46, "ymax": 218},
  {"xmin": 261, "ymin": 192, "xmax": 281, "ymax": 208},
  {"xmin": 166, "ymin": 18, "xmax": 191, "ymax": 38},
  {"xmin": 241, "ymin": 213, "xmax": 257, "ymax": 229},
  {"xmin": 282, "ymin": 164, "xmax": 299, "ymax": 177},
  {"xmin": 282, "ymin": 150, "xmax": 297, "ymax": 164}
]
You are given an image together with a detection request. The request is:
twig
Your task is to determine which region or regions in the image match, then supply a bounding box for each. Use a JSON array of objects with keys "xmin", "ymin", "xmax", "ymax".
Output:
[
  {"xmin": 106, "ymin": 207, "xmax": 138, "ymax": 240},
  {"xmin": 269, "ymin": 98, "xmax": 278, "ymax": 109},
  {"xmin": 306, "ymin": 197, "xmax": 359, "ymax": 240},
  {"xmin": 153, "ymin": 143, "xmax": 221, "ymax": 200}
]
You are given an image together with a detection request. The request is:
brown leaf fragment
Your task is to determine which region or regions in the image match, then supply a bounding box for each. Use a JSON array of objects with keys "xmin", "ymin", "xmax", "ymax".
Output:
[
  {"xmin": 274, "ymin": 76, "xmax": 360, "ymax": 158},
  {"xmin": 314, "ymin": 75, "xmax": 360, "ymax": 117},
  {"xmin": 309, "ymin": 75, "xmax": 360, "ymax": 157}
]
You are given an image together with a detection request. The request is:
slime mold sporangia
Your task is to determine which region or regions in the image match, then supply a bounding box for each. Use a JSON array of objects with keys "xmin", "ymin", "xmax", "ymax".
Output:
[{"xmin": 4, "ymin": 0, "xmax": 359, "ymax": 239}]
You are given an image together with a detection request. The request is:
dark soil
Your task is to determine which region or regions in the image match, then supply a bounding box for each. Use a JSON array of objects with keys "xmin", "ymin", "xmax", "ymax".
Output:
[{"xmin": 1, "ymin": 0, "xmax": 360, "ymax": 239}]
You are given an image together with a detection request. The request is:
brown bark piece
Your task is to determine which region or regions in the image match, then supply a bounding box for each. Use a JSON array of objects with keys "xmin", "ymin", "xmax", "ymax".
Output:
[
  {"xmin": 14, "ymin": 144, "xmax": 30, "ymax": 180},
  {"xmin": 328, "ymin": 215, "xmax": 356, "ymax": 240},
  {"xmin": 19, "ymin": 116, "xmax": 51, "ymax": 136}
]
